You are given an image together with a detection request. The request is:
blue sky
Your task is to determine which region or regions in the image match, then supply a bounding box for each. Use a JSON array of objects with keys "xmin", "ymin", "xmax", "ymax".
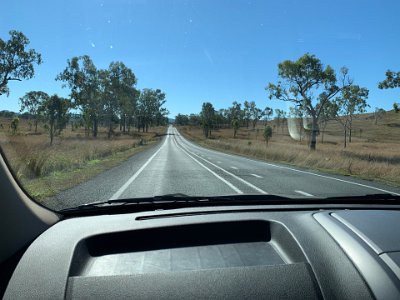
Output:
[{"xmin": 1, "ymin": 0, "xmax": 400, "ymax": 118}]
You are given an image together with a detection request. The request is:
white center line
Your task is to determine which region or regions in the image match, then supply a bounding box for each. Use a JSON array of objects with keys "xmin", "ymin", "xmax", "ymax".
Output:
[
  {"xmin": 231, "ymin": 166, "xmax": 238, "ymax": 170},
  {"xmin": 174, "ymin": 133, "xmax": 267, "ymax": 194},
  {"xmin": 172, "ymin": 137, "xmax": 243, "ymax": 194},
  {"xmin": 295, "ymin": 190, "xmax": 314, "ymax": 197},
  {"xmin": 173, "ymin": 128, "xmax": 400, "ymax": 196},
  {"xmin": 250, "ymin": 174, "xmax": 263, "ymax": 178}
]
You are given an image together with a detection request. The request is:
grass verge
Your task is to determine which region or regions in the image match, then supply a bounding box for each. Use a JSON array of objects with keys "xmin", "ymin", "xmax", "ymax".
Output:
[
  {"xmin": 22, "ymin": 140, "xmax": 159, "ymax": 200},
  {"xmin": 179, "ymin": 126, "xmax": 400, "ymax": 188}
]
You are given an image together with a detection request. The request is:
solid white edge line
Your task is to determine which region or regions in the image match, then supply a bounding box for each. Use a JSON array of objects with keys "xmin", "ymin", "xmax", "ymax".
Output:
[
  {"xmin": 109, "ymin": 133, "xmax": 169, "ymax": 200},
  {"xmin": 174, "ymin": 127, "xmax": 400, "ymax": 196},
  {"xmin": 295, "ymin": 190, "xmax": 314, "ymax": 197},
  {"xmin": 250, "ymin": 174, "xmax": 263, "ymax": 178},
  {"xmin": 174, "ymin": 130, "xmax": 268, "ymax": 195},
  {"xmin": 172, "ymin": 136, "xmax": 243, "ymax": 194}
]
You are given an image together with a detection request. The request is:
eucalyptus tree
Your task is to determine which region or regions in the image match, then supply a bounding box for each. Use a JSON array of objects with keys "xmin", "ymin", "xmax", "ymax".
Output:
[
  {"xmin": 262, "ymin": 107, "xmax": 273, "ymax": 126},
  {"xmin": 200, "ymin": 102, "xmax": 215, "ymax": 138},
  {"xmin": 137, "ymin": 88, "xmax": 166, "ymax": 132},
  {"xmin": 19, "ymin": 91, "xmax": 49, "ymax": 132},
  {"xmin": 101, "ymin": 62, "xmax": 138, "ymax": 137},
  {"xmin": 0, "ymin": 30, "xmax": 42, "ymax": 96},
  {"xmin": 266, "ymin": 53, "xmax": 351, "ymax": 150},
  {"xmin": 248, "ymin": 101, "xmax": 263, "ymax": 130},
  {"xmin": 332, "ymin": 84, "xmax": 369, "ymax": 147},
  {"xmin": 57, "ymin": 55, "xmax": 103, "ymax": 137},
  {"xmin": 40, "ymin": 95, "xmax": 70, "ymax": 145}
]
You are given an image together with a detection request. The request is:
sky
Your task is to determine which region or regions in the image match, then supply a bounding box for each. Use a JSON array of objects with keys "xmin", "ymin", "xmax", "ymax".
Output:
[{"xmin": 1, "ymin": 0, "xmax": 400, "ymax": 118}]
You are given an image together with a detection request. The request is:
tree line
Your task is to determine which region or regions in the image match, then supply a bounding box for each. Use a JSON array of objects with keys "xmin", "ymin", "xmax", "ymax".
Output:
[
  {"xmin": 2, "ymin": 31, "xmax": 400, "ymax": 149},
  {"xmin": 177, "ymin": 53, "xmax": 400, "ymax": 150},
  {"xmin": 1, "ymin": 30, "xmax": 168, "ymax": 144},
  {"xmin": 175, "ymin": 101, "xmax": 280, "ymax": 138}
]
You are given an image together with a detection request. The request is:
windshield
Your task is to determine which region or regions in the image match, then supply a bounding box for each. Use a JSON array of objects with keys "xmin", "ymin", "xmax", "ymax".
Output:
[{"xmin": 1, "ymin": 0, "xmax": 400, "ymax": 211}]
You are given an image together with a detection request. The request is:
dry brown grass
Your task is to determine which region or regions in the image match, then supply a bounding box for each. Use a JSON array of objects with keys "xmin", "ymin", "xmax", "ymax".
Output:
[
  {"xmin": 0, "ymin": 117, "xmax": 167, "ymax": 198},
  {"xmin": 179, "ymin": 111, "xmax": 400, "ymax": 186}
]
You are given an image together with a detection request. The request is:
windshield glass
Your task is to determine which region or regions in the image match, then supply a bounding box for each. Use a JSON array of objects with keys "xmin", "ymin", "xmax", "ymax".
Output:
[{"xmin": 1, "ymin": 0, "xmax": 400, "ymax": 211}]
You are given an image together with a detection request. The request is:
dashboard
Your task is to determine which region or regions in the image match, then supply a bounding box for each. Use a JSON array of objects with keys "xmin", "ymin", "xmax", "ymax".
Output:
[{"xmin": 4, "ymin": 206, "xmax": 400, "ymax": 299}]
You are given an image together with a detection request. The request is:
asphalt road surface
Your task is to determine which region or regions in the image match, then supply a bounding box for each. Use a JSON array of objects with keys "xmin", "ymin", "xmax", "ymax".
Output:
[{"xmin": 48, "ymin": 126, "xmax": 400, "ymax": 210}]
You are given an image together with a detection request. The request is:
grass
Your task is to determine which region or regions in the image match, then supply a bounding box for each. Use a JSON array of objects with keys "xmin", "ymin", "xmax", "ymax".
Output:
[
  {"xmin": 178, "ymin": 110, "xmax": 400, "ymax": 187},
  {"xmin": 0, "ymin": 118, "xmax": 166, "ymax": 200}
]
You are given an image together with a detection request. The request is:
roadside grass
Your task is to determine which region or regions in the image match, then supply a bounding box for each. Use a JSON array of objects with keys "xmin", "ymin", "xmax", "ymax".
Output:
[
  {"xmin": 0, "ymin": 119, "xmax": 166, "ymax": 200},
  {"xmin": 178, "ymin": 111, "xmax": 400, "ymax": 187},
  {"xmin": 22, "ymin": 142, "xmax": 158, "ymax": 200}
]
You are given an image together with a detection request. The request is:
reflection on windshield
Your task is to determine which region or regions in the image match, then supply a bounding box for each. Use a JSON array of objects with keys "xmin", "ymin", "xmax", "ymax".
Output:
[{"xmin": 1, "ymin": 0, "xmax": 400, "ymax": 210}]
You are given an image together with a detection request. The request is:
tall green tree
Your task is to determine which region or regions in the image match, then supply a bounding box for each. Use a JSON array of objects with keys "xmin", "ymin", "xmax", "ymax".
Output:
[
  {"xmin": 0, "ymin": 30, "xmax": 42, "ymax": 96},
  {"xmin": 243, "ymin": 100, "xmax": 252, "ymax": 128},
  {"xmin": 262, "ymin": 107, "xmax": 273, "ymax": 126},
  {"xmin": 137, "ymin": 88, "xmax": 167, "ymax": 132},
  {"xmin": 40, "ymin": 95, "xmax": 70, "ymax": 145},
  {"xmin": 248, "ymin": 101, "xmax": 262, "ymax": 130},
  {"xmin": 263, "ymin": 126, "xmax": 273, "ymax": 146},
  {"xmin": 57, "ymin": 55, "xmax": 103, "ymax": 137},
  {"xmin": 266, "ymin": 53, "xmax": 350, "ymax": 150},
  {"xmin": 200, "ymin": 102, "xmax": 215, "ymax": 138},
  {"xmin": 378, "ymin": 70, "xmax": 400, "ymax": 90},
  {"xmin": 19, "ymin": 91, "xmax": 49, "ymax": 132},
  {"xmin": 101, "ymin": 62, "xmax": 138, "ymax": 137},
  {"xmin": 332, "ymin": 85, "xmax": 369, "ymax": 147}
]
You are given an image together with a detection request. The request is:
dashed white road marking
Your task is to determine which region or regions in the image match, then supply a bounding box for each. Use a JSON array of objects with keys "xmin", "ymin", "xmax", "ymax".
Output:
[
  {"xmin": 231, "ymin": 166, "xmax": 238, "ymax": 170},
  {"xmin": 172, "ymin": 137, "xmax": 243, "ymax": 194},
  {"xmin": 173, "ymin": 128, "xmax": 400, "ymax": 196},
  {"xmin": 295, "ymin": 190, "xmax": 314, "ymax": 197},
  {"xmin": 250, "ymin": 174, "xmax": 263, "ymax": 179},
  {"xmin": 174, "ymin": 134, "xmax": 267, "ymax": 194},
  {"xmin": 217, "ymin": 161, "xmax": 222, "ymax": 164}
]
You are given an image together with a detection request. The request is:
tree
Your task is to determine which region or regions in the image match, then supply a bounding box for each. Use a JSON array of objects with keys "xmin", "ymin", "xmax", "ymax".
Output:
[
  {"xmin": 226, "ymin": 101, "xmax": 243, "ymax": 137},
  {"xmin": 393, "ymin": 103, "xmax": 399, "ymax": 113},
  {"xmin": 137, "ymin": 88, "xmax": 167, "ymax": 132},
  {"xmin": 200, "ymin": 102, "xmax": 215, "ymax": 138},
  {"xmin": 378, "ymin": 70, "xmax": 400, "ymax": 90},
  {"xmin": 243, "ymin": 101, "xmax": 252, "ymax": 128},
  {"xmin": 263, "ymin": 126, "xmax": 272, "ymax": 145},
  {"xmin": 101, "ymin": 62, "xmax": 138, "ymax": 138},
  {"xmin": 318, "ymin": 103, "xmax": 336, "ymax": 143},
  {"xmin": 0, "ymin": 30, "xmax": 42, "ymax": 96},
  {"xmin": 248, "ymin": 101, "xmax": 262, "ymax": 130},
  {"xmin": 266, "ymin": 53, "xmax": 349, "ymax": 150},
  {"xmin": 10, "ymin": 117, "xmax": 19, "ymax": 134},
  {"xmin": 188, "ymin": 114, "xmax": 201, "ymax": 126},
  {"xmin": 40, "ymin": 95, "xmax": 70, "ymax": 145},
  {"xmin": 175, "ymin": 114, "xmax": 189, "ymax": 126},
  {"xmin": 232, "ymin": 119, "xmax": 239, "ymax": 138},
  {"xmin": 373, "ymin": 107, "xmax": 386, "ymax": 125},
  {"xmin": 262, "ymin": 107, "xmax": 273, "ymax": 126},
  {"xmin": 274, "ymin": 109, "xmax": 287, "ymax": 132},
  {"xmin": 332, "ymin": 85, "xmax": 369, "ymax": 148},
  {"xmin": 19, "ymin": 91, "xmax": 49, "ymax": 132},
  {"xmin": 57, "ymin": 55, "xmax": 103, "ymax": 137}
]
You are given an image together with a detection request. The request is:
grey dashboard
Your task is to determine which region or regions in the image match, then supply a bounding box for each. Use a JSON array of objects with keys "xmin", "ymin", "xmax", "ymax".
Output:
[{"xmin": 4, "ymin": 206, "xmax": 400, "ymax": 299}]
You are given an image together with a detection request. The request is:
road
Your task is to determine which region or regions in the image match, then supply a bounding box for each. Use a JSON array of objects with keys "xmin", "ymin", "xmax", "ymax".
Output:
[{"xmin": 48, "ymin": 126, "xmax": 400, "ymax": 210}]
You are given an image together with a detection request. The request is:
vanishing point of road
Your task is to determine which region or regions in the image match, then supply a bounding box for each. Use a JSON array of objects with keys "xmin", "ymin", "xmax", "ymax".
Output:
[{"xmin": 48, "ymin": 126, "xmax": 400, "ymax": 210}]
